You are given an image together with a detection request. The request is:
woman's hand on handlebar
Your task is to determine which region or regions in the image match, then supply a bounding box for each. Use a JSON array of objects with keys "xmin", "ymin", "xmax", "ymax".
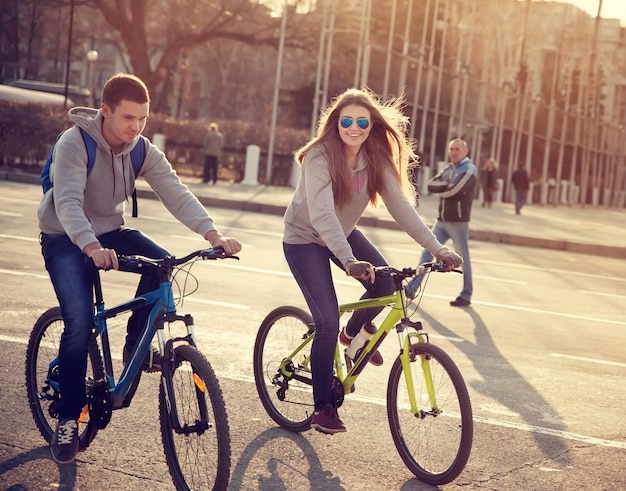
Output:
[
  {"xmin": 345, "ymin": 260, "xmax": 375, "ymax": 283},
  {"xmin": 83, "ymin": 242, "xmax": 119, "ymax": 270},
  {"xmin": 434, "ymin": 247, "xmax": 463, "ymax": 270}
]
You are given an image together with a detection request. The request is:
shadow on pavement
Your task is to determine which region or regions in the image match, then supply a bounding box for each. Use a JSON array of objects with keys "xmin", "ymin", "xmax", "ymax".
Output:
[
  {"xmin": 418, "ymin": 306, "xmax": 572, "ymax": 465},
  {"xmin": 0, "ymin": 445, "xmax": 78, "ymax": 490}
]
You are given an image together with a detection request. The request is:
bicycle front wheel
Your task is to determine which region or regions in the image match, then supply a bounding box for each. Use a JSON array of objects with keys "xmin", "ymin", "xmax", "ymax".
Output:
[
  {"xmin": 387, "ymin": 342, "xmax": 473, "ymax": 485},
  {"xmin": 159, "ymin": 344, "xmax": 231, "ymax": 491},
  {"xmin": 25, "ymin": 307, "xmax": 103, "ymax": 449},
  {"xmin": 253, "ymin": 306, "xmax": 315, "ymax": 432}
]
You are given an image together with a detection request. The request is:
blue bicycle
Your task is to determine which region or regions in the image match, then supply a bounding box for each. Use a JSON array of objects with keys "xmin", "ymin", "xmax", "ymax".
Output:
[{"xmin": 26, "ymin": 247, "xmax": 236, "ymax": 490}]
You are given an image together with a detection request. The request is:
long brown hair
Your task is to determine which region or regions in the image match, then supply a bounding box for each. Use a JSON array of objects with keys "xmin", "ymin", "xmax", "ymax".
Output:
[{"xmin": 295, "ymin": 87, "xmax": 415, "ymax": 208}]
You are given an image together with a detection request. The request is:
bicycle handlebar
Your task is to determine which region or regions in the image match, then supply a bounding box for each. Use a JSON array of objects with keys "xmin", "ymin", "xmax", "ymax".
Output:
[
  {"xmin": 86, "ymin": 246, "xmax": 239, "ymax": 273},
  {"xmin": 370, "ymin": 262, "xmax": 462, "ymax": 280}
]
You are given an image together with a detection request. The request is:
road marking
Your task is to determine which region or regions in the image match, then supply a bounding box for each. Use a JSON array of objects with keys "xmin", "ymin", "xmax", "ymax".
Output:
[
  {"xmin": 0, "ymin": 268, "xmax": 250, "ymax": 310},
  {"xmin": 0, "ymin": 268, "xmax": 48, "ymax": 279},
  {"xmin": 550, "ymin": 353, "xmax": 626, "ymax": 368},
  {"xmin": 193, "ymin": 262, "xmax": 626, "ymax": 327},
  {"xmin": 5, "ymin": 332, "xmax": 621, "ymax": 450},
  {"xmin": 185, "ymin": 296, "xmax": 249, "ymax": 310},
  {"xmin": 0, "ymin": 234, "xmax": 38, "ymax": 241},
  {"xmin": 467, "ymin": 298, "xmax": 626, "ymax": 327},
  {"xmin": 579, "ymin": 290, "xmax": 626, "ymax": 300}
]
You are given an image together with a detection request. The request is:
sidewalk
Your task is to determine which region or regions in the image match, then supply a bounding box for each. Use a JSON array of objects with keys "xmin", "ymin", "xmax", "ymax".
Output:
[
  {"xmin": 137, "ymin": 177, "xmax": 626, "ymax": 259},
  {"xmin": 2, "ymin": 170, "xmax": 624, "ymax": 258}
]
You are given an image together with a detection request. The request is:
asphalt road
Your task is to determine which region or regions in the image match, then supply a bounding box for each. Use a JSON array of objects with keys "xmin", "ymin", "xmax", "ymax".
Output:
[{"xmin": 0, "ymin": 181, "xmax": 625, "ymax": 490}]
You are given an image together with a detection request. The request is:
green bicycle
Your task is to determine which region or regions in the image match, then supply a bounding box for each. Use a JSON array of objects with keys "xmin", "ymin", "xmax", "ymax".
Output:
[{"xmin": 253, "ymin": 262, "xmax": 473, "ymax": 485}]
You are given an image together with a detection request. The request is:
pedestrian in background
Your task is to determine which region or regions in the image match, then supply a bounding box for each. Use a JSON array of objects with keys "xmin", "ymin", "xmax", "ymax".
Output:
[
  {"xmin": 405, "ymin": 138, "xmax": 477, "ymax": 307},
  {"xmin": 202, "ymin": 122, "xmax": 224, "ymax": 184},
  {"xmin": 282, "ymin": 87, "xmax": 462, "ymax": 434},
  {"xmin": 480, "ymin": 157, "xmax": 499, "ymax": 208},
  {"xmin": 511, "ymin": 162, "xmax": 530, "ymax": 215}
]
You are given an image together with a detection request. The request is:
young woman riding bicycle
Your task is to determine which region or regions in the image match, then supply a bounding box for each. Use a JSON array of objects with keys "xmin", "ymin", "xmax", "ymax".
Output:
[{"xmin": 282, "ymin": 87, "xmax": 462, "ymax": 434}]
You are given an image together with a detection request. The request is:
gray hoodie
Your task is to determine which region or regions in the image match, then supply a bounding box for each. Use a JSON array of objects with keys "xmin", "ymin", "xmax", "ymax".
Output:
[
  {"xmin": 283, "ymin": 146, "xmax": 443, "ymax": 267},
  {"xmin": 38, "ymin": 107, "xmax": 216, "ymax": 251}
]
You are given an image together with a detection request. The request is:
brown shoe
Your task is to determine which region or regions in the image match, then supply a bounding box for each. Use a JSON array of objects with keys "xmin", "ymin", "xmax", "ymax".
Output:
[
  {"xmin": 311, "ymin": 406, "xmax": 346, "ymax": 434},
  {"xmin": 450, "ymin": 296, "xmax": 471, "ymax": 307}
]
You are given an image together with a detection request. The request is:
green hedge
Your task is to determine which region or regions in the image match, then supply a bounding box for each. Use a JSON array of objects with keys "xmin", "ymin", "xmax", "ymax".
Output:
[{"xmin": 0, "ymin": 101, "xmax": 310, "ymax": 186}]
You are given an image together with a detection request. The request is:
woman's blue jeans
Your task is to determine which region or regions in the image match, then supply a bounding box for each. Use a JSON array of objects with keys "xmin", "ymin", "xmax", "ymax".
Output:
[
  {"xmin": 40, "ymin": 227, "xmax": 169, "ymax": 420},
  {"xmin": 405, "ymin": 220, "xmax": 472, "ymax": 301},
  {"xmin": 283, "ymin": 229, "xmax": 393, "ymax": 411}
]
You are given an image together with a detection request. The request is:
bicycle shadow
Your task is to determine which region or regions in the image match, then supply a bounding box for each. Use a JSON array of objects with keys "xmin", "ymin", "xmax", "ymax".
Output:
[
  {"xmin": 419, "ymin": 306, "xmax": 572, "ymax": 464},
  {"xmin": 0, "ymin": 446, "xmax": 77, "ymax": 490},
  {"xmin": 229, "ymin": 427, "xmax": 345, "ymax": 491}
]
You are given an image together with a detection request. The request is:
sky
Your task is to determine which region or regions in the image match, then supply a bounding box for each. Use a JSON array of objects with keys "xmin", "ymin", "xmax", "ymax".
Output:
[{"xmin": 553, "ymin": 0, "xmax": 626, "ymax": 25}]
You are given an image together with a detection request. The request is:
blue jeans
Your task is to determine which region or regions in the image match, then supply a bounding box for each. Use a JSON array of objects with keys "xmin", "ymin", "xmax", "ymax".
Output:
[
  {"xmin": 283, "ymin": 229, "xmax": 393, "ymax": 411},
  {"xmin": 40, "ymin": 227, "xmax": 169, "ymax": 420},
  {"xmin": 405, "ymin": 220, "xmax": 472, "ymax": 301}
]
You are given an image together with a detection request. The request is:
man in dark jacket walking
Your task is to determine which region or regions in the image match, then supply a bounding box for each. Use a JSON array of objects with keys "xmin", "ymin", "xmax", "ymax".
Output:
[
  {"xmin": 405, "ymin": 138, "xmax": 477, "ymax": 306},
  {"xmin": 511, "ymin": 162, "xmax": 530, "ymax": 214}
]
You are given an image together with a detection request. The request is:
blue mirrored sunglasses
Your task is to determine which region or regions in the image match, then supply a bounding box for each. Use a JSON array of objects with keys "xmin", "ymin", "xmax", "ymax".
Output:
[{"xmin": 340, "ymin": 116, "xmax": 370, "ymax": 130}]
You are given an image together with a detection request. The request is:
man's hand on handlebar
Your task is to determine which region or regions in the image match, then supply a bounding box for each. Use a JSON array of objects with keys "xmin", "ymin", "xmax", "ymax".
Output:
[
  {"xmin": 345, "ymin": 260, "xmax": 375, "ymax": 283},
  {"xmin": 434, "ymin": 247, "xmax": 463, "ymax": 270},
  {"xmin": 205, "ymin": 231, "xmax": 242, "ymax": 255},
  {"xmin": 84, "ymin": 242, "xmax": 118, "ymax": 270}
]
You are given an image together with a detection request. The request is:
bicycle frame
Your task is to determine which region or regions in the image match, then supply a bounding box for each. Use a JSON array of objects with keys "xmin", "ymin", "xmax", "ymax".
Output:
[
  {"xmin": 42, "ymin": 259, "xmax": 199, "ymax": 412},
  {"xmin": 92, "ymin": 271, "xmax": 189, "ymax": 410},
  {"xmin": 281, "ymin": 275, "xmax": 435, "ymax": 417}
]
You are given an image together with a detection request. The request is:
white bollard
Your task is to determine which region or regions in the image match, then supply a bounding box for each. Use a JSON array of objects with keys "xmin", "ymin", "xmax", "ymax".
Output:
[
  {"xmin": 241, "ymin": 145, "xmax": 260, "ymax": 186},
  {"xmin": 152, "ymin": 133, "xmax": 165, "ymax": 151},
  {"xmin": 289, "ymin": 159, "xmax": 300, "ymax": 188}
]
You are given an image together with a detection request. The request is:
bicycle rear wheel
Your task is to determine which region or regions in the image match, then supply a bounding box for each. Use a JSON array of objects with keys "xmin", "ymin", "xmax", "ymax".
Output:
[
  {"xmin": 387, "ymin": 342, "xmax": 473, "ymax": 485},
  {"xmin": 25, "ymin": 307, "xmax": 103, "ymax": 449},
  {"xmin": 253, "ymin": 306, "xmax": 315, "ymax": 432},
  {"xmin": 159, "ymin": 344, "xmax": 230, "ymax": 491}
]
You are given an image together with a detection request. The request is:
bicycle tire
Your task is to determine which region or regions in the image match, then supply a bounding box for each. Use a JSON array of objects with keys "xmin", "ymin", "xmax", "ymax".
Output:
[
  {"xmin": 387, "ymin": 342, "xmax": 473, "ymax": 485},
  {"xmin": 253, "ymin": 306, "xmax": 315, "ymax": 432},
  {"xmin": 159, "ymin": 344, "xmax": 231, "ymax": 491},
  {"xmin": 25, "ymin": 306, "xmax": 104, "ymax": 449}
]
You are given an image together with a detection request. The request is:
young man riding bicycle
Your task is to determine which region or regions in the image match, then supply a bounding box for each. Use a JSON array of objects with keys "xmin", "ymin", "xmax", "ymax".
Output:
[{"xmin": 37, "ymin": 73, "xmax": 241, "ymax": 464}]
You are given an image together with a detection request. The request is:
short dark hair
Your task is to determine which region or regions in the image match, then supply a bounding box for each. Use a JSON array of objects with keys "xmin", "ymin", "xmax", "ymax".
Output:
[{"xmin": 102, "ymin": 73, "xmax": 150, "ymax": 108}]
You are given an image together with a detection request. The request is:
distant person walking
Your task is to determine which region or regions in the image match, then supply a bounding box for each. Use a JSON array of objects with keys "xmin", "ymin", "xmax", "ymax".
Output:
[
  {"xmin": 480, "ymin": 157, "xmax": 499, "ymax": 208},
  {"xmin": 511, "ymin": 162, "xmax": 530, "ymax": 215},
  {"xmin": 203, "ymin": 122, "xmax": 224, "ymax": 184},
  {"xmin": 405, "ymin": 138, "xmax": 477, "ymax": 307}
]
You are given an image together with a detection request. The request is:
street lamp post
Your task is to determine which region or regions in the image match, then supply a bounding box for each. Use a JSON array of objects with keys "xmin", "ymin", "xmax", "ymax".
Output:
[{"xmin": 86, "ymin": 49, "xmax": 98, "ymax": 108}]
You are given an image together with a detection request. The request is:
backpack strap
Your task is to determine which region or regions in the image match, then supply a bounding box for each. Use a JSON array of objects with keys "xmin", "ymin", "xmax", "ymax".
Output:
[
  {"xmin": 79, "ymin": 128, "xmax": 98, "ymax": 171},
  {"xmin": 128, "ymin": 136, "xmax": 147, "ymax": 217}
]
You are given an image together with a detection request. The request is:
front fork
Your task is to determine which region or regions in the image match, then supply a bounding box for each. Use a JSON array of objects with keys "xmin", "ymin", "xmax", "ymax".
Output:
[
  {"xmin": 398, "ymin": 321, "xmax": 440, "ymax": 418},
  {"xmin": 160, "ymin": 313, "xmax": 210, "ymax": 435}
]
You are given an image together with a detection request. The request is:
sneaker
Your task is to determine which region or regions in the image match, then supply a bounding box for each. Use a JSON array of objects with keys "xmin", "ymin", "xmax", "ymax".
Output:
[
  {"xmin": 450, "ymin": 296, "xmax": 471, "ymax": 307},
  {"xmin": 311, "ymin": 406, "xmax": 346, "ymax": 434},
  {"xmin": 51, "ymin": 418, "xmax": 78, "ymax": 464},
  {"xmin": 339, "ymin": 327, "xmax": 383, "ymax": 366},
  {"xmin": 123, "ymin": 344, "xmax": 162, "ymax": 372}
]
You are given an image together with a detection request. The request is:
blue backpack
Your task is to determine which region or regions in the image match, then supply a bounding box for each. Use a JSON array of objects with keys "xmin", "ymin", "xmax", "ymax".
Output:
[{"xmin": 41, "ymin": 127, "xmax": 147, "ymax": 216}]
